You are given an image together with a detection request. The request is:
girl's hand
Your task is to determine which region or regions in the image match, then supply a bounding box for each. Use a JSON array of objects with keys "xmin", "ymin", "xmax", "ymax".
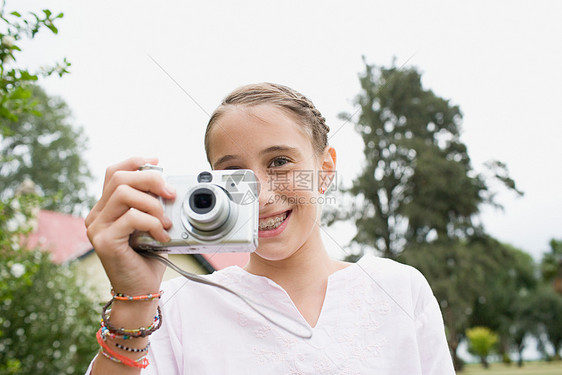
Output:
[{"xmin": 85, "ymin": 157, "xmax": 176, "ymax": 295}]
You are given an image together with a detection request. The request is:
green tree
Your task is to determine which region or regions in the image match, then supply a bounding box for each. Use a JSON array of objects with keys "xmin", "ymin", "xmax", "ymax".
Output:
[
  {"xmin": 466, "ymin": 326, "xmax": 499, "ymax": 368},
  {"xmin": 541, "ymin": 239, "xmax": 562, "ymax": 295},
  {"xmin": 1, "ymin": 4, "xmax": 92, "ymax": 215},
  {"xmin": 1, "ymin": 4, "xmax": 69, "ymax": 125},
  {"xmin": 0, "ymin": 194, "xmax": 99, "ymax": 374},
  {"xmin": 469, "ymin": 243, "xmax": 537, "ymax": 365},
  {"xmin": 334, "ymin": 58, "xmax": 524, "ymax": 371},
  {"xmin": 0, "ymin": 85, "xmax": 93, "ymax": 215},
  {"xmin": 510, "ymin": 291, "xmax": 539, "ymax": 367},
  {"xmin": 400, "ymin": 237, "xmax": 506, "ymax": 370},
  {"xmin": 0, "ymin": 5, "xmax": 99, "ymax": 373},
  {"xmin": 531, "ymin": 240, "xmax": 562, "ymax": 360},
  {"xmin": 531, "ymin": 285, "xmax": 562, "ymax": 360},
  {"xmin": 337, "ymin": 58, "xmax": 521, "ymax": 259}
]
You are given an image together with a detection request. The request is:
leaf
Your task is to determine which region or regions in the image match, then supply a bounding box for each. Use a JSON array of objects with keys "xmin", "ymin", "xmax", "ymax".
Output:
[
  {"xmin": 8, "ymin": 86, "xmax": 32, "ymax": 100},
  {"xmin": 47, "ymin": 24, "xmax": 59, "ymax": 34},
  {"xmin": 0, "ymin": 106, "xmax": 18, "ymax": 122},
  {"xmin": 17, "ymin": 70, "xmax": 38, "ymax": 81}
]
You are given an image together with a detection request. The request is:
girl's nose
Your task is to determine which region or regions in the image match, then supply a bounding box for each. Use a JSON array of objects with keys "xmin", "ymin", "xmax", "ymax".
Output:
[{"xmin": 256, "ymin": 171, "xmax": 276, "ymax": 210}]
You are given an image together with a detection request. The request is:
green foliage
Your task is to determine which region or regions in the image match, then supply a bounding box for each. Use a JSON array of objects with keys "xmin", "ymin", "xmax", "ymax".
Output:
[
  {"xmin": 0, "ymin": 5, "xmax": 99, "ymax": 373},
  {"xmin": 466, "ymin": 326, "xmax": 499, "ymax": 368},
  {"xmin": 0, "ymin": 249, "xmax": 99, "ymax": 374},
  {"xmin": 1, "ymin": 4, "xmax": 69, "ymax": 125},
  {"xmin": 334, "ymin": 58, "xmax": 530, "ymax": 370},
  {"xmin": 541, "ymin": 239, "xmax": 562, "ymax": 294},
  {"xmin": 1, "ymin": 4, "xmax": 92, "ymax": 215},
  {"xmin": 337, "ymin": 58, "xmax": 521, "ymax": 259},
  {"xmin": 0, "ymin": 85, "xmax": 94, "ymax": 215},
  {"xmin": 0, "ymin": 193, "xmax": 39, "ymax": 241},
  {"xmin": 0, "ymin": 195, "xmax": 99, "ymax": 375},
  {"xmin": 469, "ymin": 242, "xmax": 537, "ymax": 364},
  {"xmin": 399, "ymin": 237, "xmax": 510, "ymax": 369},
  {"xmin": 508, "ymin": 292, "xmax": 539, "ymax": 367},
  {"xmin": 530, "ymin": 285, "xmax": 562, "ymax": 360}
]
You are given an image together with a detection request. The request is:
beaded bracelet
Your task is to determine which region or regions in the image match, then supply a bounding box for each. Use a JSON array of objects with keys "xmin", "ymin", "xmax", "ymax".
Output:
[
  {"xmin": 101, "ymin": 311, "xmax": 160, "ymax": 337},
  {"xmin": 96, "ymin": 328, "xmax": 149, "ymax": 369},
  {"xmin": 115, "ymin": 340, "xmax": 151, "ymax": 353},
  {"xmin": 101, "ymin": 326, "xmax": 141, "ymax": 341},
  {"xmin": 101, "ymin": 299, "xmax": 162, "ymax": 338},
  {"xmin": 100, "ymin": 327, "xmax": 152, "ymax": 352},
  {"xmin": 111, "ymin": 289, "xmax": 164, "ymax": 302},
  {"xmin": 99, "ymin": 350, "xmax": 149, "ymax": 367}
]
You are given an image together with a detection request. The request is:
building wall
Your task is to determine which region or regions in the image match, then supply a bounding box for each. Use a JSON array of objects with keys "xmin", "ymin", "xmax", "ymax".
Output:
[{"xmin": 76, "ymin": 252, "xmax": 208, "ymax": 303}]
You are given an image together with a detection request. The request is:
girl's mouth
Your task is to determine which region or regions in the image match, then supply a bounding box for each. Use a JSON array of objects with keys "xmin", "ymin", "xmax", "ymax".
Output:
[{"xmin": 258, "ymin": 210, "xmax": 291, "ymax": 237}]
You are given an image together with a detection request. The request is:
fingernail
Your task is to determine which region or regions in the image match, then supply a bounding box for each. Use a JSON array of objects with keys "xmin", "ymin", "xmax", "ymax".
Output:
[
  {"xmin": 165, "ymin": 184, "xmax": 176, "ymax": 196},
  {"xmin": 163, "ymin": 216, "xmax": 173, "ymax": 227}
]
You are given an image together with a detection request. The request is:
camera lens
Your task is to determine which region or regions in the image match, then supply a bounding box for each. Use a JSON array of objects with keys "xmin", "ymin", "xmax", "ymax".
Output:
[
  {"xmin": 182, "ymin": 184, "xmax": 237, "ymax": 237},
  {"xmin": 189, "ymin": 188, "xmax": 215, "ymax": 214},
  {"xmin": 194, "ymin": 194, "xmax": 212, "ymax": 208}
]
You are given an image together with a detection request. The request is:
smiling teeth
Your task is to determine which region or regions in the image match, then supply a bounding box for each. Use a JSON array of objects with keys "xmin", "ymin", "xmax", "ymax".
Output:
[{"xmin": 259, "ymin": 212, "xmax": 288, "ymax": 230}]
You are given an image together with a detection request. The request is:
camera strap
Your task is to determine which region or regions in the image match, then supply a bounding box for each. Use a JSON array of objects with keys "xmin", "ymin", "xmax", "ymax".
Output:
[{"xmin": 138, "ymin": 251, "xmax": 313, "ymax": 339}]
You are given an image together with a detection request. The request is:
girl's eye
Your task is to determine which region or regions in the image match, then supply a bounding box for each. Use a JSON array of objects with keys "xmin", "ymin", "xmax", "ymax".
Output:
[{"xmin": 268, "ymin": 157, "xmax": 290, "ymax": 168}]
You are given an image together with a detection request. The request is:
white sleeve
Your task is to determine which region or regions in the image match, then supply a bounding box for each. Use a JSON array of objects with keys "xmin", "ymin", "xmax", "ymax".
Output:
[
  {"xmin": 140, "ymin": 325, "xmax": 181, "ymax": 374},
  {"xmin": 413, "ymin": 271, "xmax": 456, "ymax": 375},
  {"xmin": 141, "ymin": 283, "xmax": 185, "ymax": 374}
]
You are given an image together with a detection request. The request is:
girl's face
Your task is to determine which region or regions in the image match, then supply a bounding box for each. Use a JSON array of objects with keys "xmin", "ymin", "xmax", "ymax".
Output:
[{"xmin": 207, "ymin": 104, "xmax": 335, "ymax": 261}]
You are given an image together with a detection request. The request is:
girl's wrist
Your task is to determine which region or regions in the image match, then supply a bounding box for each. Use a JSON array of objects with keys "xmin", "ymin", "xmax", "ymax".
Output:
[
  {"xmin": 94, "ymin": 290, "xmax": 163, "ymax": 372},
  {"xmin": 109, "ymin": 299, "xmax": 160, "ymax": 325}
]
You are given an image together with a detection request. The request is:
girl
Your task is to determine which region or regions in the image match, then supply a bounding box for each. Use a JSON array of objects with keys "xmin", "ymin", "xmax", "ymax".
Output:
[{"xmin": 85, "ymin": 83, "xmax": 455, "ymax": 374}]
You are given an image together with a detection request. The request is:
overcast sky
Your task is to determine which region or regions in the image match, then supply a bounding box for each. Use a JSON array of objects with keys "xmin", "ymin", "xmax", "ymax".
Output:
[{"xmin": 10, "ymin": 0, "xmax": 562, "ymax": 260}]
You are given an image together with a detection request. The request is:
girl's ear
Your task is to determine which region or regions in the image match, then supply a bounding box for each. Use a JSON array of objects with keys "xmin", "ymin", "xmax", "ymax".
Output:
[{"xmin": 318, "ymin": 146, "xmax": 336, "ymax": 194}]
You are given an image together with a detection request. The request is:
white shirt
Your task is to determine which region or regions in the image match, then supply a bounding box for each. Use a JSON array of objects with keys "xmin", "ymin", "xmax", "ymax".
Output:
[{"xmin": 87, "ymin": 255, "xmax": 455, "ymax": 374}]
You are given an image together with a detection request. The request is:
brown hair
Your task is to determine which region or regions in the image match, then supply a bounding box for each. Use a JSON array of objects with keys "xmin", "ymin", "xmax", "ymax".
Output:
[{"xmin": 204, "ymin": 83, "xmax": 330, "ymax": 162}]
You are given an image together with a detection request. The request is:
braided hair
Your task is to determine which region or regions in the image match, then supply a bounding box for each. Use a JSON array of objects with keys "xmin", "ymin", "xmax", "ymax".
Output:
[{"xmin": 205, "ymin": 83, "xmax": 330, "ymax": 162}]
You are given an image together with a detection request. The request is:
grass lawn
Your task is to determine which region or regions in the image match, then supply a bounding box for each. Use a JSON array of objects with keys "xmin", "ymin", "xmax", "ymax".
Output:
[{"xmin": 459, "ymin": 361, "xmax": 562, "ymax": 375}]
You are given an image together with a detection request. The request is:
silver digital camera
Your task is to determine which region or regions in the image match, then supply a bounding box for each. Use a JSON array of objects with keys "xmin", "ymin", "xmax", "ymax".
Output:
[{"xmin": 130, "ymin": 165, "xmax": 259, "ymax": 254}]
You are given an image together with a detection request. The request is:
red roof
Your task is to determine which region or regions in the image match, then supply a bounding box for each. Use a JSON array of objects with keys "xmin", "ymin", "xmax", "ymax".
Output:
[
  {"xmin": 26, "ymin": 210, "xmax": 250, "ymax": 269},
  {"xmin": 26, "ymin": 210, "xmax": 92, "ymax": 263}
]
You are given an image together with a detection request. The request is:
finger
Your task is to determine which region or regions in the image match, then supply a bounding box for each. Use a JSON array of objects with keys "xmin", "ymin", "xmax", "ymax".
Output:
[
  {"xmin": 89, "ymin": 208, "xmax": 170, "ymax": 262},
  {"xmin": 113, "ymin": 207, "xmax": 171, "ymax": 244},
  {"xmin": 107, "ymin": 169, "xmax": 175, "ymax": 198},
  {"xmin": 103, "ymin": 156, "xmax": 159, "ymax": 190},
  {"xmin": 99, "ymin": 184, "xmax": 172, "ymax": 228},
  {"xmin": 87, "ymin": 157, "xmax": 161, "ymax": 228},
  {"xmin": 97, "ymin": 169, "xmax": 176, "ymax": 213},
  {"xmin": 85, "ymin": 199, "xmax": 102, "ymax": 227}
]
